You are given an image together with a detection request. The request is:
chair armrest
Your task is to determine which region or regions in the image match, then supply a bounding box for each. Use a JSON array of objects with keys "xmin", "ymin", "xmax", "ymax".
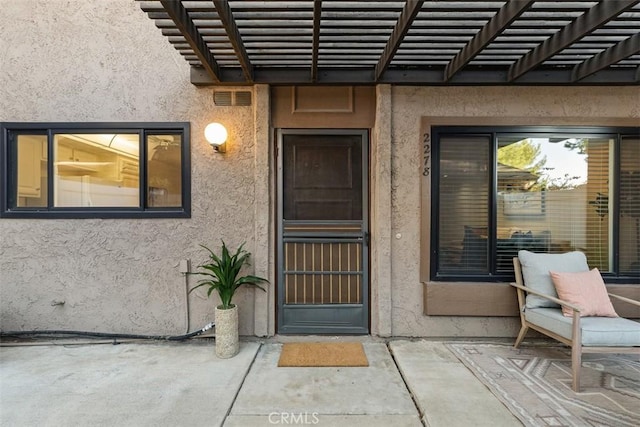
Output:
[
  {"xmin": 509, "ymin": 282, "xmax": 582, "ymax": 313},
  {"xmin": 608, "ymin": 293, "xmax": 640, "ymax": 307}
]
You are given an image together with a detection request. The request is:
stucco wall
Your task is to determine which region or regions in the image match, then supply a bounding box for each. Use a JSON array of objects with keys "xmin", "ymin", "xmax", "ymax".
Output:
[
  {"xmin": 2, "ymin": 1, "xmax": 639, "ymax": 339},
  {"xmin": 389, "ymin": 86, "xmax": 640, "ymax": 337},
  {"xmin": 0, "ymin": 0, "xmax": 270, "ymax": 335}
]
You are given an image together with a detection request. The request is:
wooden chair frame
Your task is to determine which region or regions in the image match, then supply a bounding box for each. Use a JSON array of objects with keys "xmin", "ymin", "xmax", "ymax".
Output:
[{"xmin": 511, "ymin": 257, "xmax": 640, "ymax": 392}]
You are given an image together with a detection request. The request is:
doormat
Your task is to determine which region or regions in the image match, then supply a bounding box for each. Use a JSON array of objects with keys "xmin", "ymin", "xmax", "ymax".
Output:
[
  {"xmin": 277, "ymin": 342, "xmax": 369, "ymax": 367},
  {"xmin": 446, "ymin": 342, "xmax": 640, "ymax": 427}
]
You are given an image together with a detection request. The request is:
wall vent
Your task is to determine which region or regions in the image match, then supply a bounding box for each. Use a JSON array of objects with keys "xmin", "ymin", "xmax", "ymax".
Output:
[
  {"xmin": 213, "ymin": 91, "xmax": 232, "ymax": 106},
  {"xmin": 235, "ymin": 91, "xmax": 252, "ymax": 106},
  {"xmin": 213, "ymin": 90, "xmax": 252, "ymax": 106}
]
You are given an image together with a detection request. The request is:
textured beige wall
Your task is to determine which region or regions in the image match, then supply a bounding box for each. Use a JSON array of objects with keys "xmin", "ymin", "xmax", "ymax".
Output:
[
  {"xmin": 389, "ymin": 86, "xmax": 640, "ymax": 337},
  {"xmin": 2, "ymin": 1, "xmax": 639, "ymax": 339},
  {"xmin": 370, "ymin": 84, "xmax": 393, "ymax": 337},
  {"xmin": 0, "ymin": 0, "xmax": 273, "ymax": 335}
]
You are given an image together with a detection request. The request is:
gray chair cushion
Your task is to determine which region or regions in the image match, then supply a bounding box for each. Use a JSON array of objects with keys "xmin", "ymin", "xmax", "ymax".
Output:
[
  {"xmin": 518, "ymin": 250, "xmax": 589, "ymax": 309},
  {"xmin": 526, "ymin": 307, "xmax": 640, "ymax": 346}
]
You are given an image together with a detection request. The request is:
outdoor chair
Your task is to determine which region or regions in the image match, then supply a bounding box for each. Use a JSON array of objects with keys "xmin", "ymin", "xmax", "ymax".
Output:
[{"xmin": 510, "ymin": 250, "xmax": 640, "ymax": 392}]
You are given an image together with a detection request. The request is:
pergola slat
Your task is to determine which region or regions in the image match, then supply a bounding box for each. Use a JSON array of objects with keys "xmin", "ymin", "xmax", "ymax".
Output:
[
  {"xmin": 444, "ymin": 0, "xmax": 534, "ymax": 81},
  {"xmin": 571, "ymin": 33, "xmax": 640, "ymax": 81},
  {"xmin": 159, "ymin": 0, "xmax": 221, "ymax": 83},
  {"xmin": 508, "ymin": 0, "xmax": 640, "ymax": 81},
  {"xmin": 311, "ymin": 1, "xmax": 322, "ymax": 82},
  {"xmin": 213, "ymin": 0, "xmax": 254, "ymax": 82},
  {"xmin": 374, "ymin": 0, "xmax": 424, "ymax": 81}
]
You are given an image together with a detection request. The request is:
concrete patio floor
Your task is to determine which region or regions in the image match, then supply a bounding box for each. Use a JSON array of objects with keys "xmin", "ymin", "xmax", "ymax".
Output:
[{"xmin": 0, "ymin": 338, "xmax": 520, "ymax": 426}]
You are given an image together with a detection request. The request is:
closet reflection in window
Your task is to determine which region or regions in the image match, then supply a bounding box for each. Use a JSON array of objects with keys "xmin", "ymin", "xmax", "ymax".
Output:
[{"xmin": 147, "ymin": 134, "xmax": 182, "ymax": 207}]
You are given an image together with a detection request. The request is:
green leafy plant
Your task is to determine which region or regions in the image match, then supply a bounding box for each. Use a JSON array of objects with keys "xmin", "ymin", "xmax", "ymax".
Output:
[{"xmin": 190, "ymin": 241, "xmax": 268, "ymax": 309}]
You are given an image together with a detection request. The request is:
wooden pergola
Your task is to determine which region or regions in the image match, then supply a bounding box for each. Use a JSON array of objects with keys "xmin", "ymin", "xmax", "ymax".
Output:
[{"xmin": 138, "ymin": 0, "xmax": 640, "ymax": 85}]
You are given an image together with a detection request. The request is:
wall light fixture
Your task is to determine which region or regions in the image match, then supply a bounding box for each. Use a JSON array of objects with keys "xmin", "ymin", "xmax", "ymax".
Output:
[{"xmin": 204, "ymin": 122, "xmax": 228, "ymax": 153}]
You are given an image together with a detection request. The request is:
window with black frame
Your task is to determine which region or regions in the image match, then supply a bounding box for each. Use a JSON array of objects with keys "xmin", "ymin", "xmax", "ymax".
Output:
[
  {"xmin": 1, "ymin": 123, "xmax": 190, "ymax": 218},
  {"xmin": 432, "ymin": 127, "xmax": 640, "ymax": 282}
]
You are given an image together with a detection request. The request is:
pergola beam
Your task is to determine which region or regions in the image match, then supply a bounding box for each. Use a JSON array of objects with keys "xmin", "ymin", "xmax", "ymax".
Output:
[
  {"xmin": 374, "ymin": 0, "xmax": 424, "ymax": 81},
  {"xmin": 311, "ymin": 1, "xmax": 322, "ymax": 82},
  {"xmin": 190, "ymin": 65, "xmax": 639, "ymax": 86},
  {"xmin": 159, "ymin": 0, "xmax": 221, "ymax": 83},
  {"xmin": 444, "ymin": 0, "xmax": 534, "ymax": 82},
  {"xmin": 508, "ymin": 0, "xmax": 639, "ymax": 82},
  {"xmin": 213, "ymin": 0, "xmax": 253, "ymax": 82},
  {"xmin": 572, "ymin": 33, "xmax": 640, "ymax": 82}
]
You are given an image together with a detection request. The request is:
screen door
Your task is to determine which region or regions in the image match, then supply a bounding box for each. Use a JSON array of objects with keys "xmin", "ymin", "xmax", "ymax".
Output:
[{"xmin": 277, "ymin": 129, "xmax": 369, "ymax": 334}]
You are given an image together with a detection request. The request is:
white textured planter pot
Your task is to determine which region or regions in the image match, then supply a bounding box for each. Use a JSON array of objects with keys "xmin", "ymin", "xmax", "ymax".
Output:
[{"xmin": 215, "ymin": 305, "xmax": 239, "ymax": 359}]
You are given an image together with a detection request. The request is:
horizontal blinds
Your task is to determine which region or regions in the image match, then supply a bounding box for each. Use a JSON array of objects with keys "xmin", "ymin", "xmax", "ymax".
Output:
[
  {"xmin": 438, "ymin": 136, "xmax": 490, "ymax": 274},
  {"xmin": 497, "ymin": 137, "xmax": 612, "ymax": 273},
  {"xmin": 435, "ymin": 130, "xmax": 636, "ymax": 278},
  {"xmin": 619, "ymin": 137, "xmax": 640, "ymax": 275}
]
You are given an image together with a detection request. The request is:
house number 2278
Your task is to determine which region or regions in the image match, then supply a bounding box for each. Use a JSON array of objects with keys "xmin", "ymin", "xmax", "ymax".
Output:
[{"xmin": 423, "ymin": 133, "xmax": 431, "ymax": 176}]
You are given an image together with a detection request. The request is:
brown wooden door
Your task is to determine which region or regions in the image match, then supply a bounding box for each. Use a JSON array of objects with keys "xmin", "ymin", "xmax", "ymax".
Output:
[{"xmin": 277, "ymin": 129, "xmax": 369, "ymax": 334}]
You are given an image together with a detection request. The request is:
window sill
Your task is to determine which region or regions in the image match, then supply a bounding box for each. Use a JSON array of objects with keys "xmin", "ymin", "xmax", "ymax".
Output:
[
  {"xmin": 423, "ymin": 282, "xmax": 519, "ymax": 316},
  {"xmin": 0, "ymin": 208, "xmax": 190, "ymax": 219},
  {"xmin": 423, "ymin": 282, "xmax": 640, "ymax": 318}
]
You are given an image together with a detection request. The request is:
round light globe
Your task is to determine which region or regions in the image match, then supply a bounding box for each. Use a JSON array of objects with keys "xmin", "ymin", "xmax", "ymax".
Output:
[{"xmin": 204, "ymin": 122, "xmax": 228, "ymax": 146}]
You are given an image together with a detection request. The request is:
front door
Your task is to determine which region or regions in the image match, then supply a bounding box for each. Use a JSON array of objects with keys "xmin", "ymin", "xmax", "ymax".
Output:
[{"xmin": 277, "ymin": 129, "xmax": 369, "ymax": 334}]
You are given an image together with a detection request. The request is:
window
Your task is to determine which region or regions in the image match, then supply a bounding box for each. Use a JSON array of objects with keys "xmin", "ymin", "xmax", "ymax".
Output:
[
  {"xmin": 431, "ymin": 126, "xmax": 639, "ymax": 282},
  {"xmin": 1, "ymin": 123, "xmax": 190, "ymax": 218}
]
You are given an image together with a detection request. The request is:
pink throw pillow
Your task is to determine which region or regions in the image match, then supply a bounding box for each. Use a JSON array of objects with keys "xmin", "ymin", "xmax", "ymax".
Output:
[{"xmin": 550, "ymin": 268, "xmax": 618, "ymax": 317}]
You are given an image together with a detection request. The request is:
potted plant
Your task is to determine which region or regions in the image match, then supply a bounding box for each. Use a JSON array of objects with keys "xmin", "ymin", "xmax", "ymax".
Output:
[{"xmin": 190, "ymin": 241, "xmax": 268, "ymax": 358}]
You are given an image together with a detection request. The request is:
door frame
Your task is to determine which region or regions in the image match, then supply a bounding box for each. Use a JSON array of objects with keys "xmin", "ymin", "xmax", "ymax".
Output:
[{"xmin": 276, "ymin": 128, "xmax": 370, "ymax": 334}]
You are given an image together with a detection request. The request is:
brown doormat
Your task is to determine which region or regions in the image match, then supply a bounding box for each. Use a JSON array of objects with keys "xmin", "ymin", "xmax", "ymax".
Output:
[{"xmin": 277, "ymin": 342, "xmax": 369, "ymax": 367}]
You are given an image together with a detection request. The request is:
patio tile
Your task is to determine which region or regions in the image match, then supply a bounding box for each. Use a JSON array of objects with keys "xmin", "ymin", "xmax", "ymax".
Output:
[
  {"xmin": 229, "ymin": 342, "xmax": 418, "ymax": 417},
  {"xmin": 390, "ymin": 340, "xmax": 521, "ymax": 427},
  {"xmin": 224, "ymin": 414, "xmax": 421, "ymax": 426},
  {"xmin": 0, "ymin": 341, "xmax": 259, "ymax": 427}
]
